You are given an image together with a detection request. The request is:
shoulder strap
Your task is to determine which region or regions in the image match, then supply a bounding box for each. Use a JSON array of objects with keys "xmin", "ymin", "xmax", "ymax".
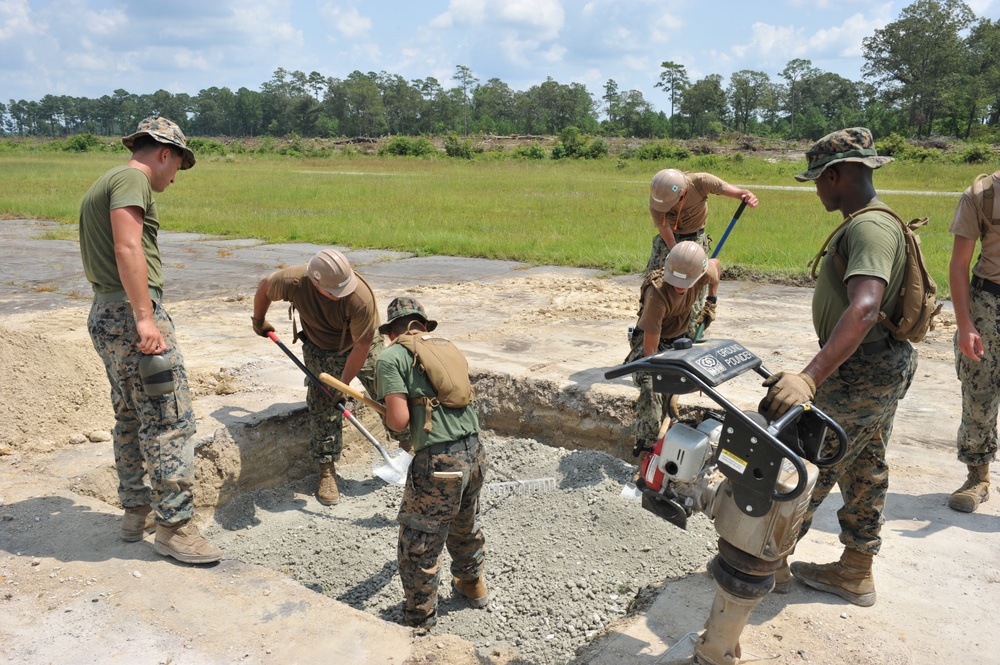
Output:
[
  {"xmin": 972, "ymin": 173, "xmax": 996, "ymax": 234},
  {"xmin": 808, "ymin": 205, "xmax": 910, "ymax": 280}
]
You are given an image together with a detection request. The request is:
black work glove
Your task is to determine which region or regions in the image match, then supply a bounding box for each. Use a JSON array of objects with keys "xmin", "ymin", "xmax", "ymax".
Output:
[
  {"xmin": 759, "ymin": 371, "xmax": 816, "ymax": 420},
  {"xmin": 251, "ymin": 316, "xmax": 275, "ymax": 338}
]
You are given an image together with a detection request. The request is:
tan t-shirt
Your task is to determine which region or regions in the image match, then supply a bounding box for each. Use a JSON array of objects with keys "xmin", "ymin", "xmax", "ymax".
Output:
[
  {"xmin": 950, "ymin": 172, "xmax": 1000, "ymax": 283},
  {"xmin": 651, "ymin": 172, "xmax": 727, "ymax": 236},
  {"xmin": 637, "ymin": 263, "xmax": 719, "ymax": 339},
  {"xmin": 266, "ymin": 265, "xmax": 379, "ymax": 352}
]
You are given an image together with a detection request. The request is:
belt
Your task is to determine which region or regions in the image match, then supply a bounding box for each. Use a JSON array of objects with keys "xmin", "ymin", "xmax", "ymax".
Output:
[
  {"xmin": 93, "ymin": 286, "xmax": 163, "ymax": 304},
  {"xmin": 631, "ymin": 327, "xmax": 679, "ymax": 344},
  {"xmin": 420, "ymin": 432, "xmax": 478, "ymax": 456},
  {"xmin": 820, "ymin": 336, "xmax": 895, "ymax": 357},
  {"xmin": 972, "ymin": 275, "xmax": 1000, "ymax": 296},
  {"xmin": 674, "ymin": 230, "xmax": 704, "ymax": 242}
]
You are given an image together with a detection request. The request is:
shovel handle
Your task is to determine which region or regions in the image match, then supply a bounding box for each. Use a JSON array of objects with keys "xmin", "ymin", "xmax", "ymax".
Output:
[{"xmin": 319, "ymin": 373, "xmax": 387, "ymax": 415}]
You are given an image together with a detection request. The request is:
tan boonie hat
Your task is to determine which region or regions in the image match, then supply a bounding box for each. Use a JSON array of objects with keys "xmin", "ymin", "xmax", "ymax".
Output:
[
  {"xmin": 794, "ymin": 127, "xmax": 893, "ymax": 182},
  {"xmin": 663, "ymin": 241, "xmax": 707, "ymax": 289},
  {"xmin": 122, "ymin": 116, "xmax": 196, "ymax": 170},
  {"xmin": 307, "ymin": 249, "xmax": 358, "ymax": 298},
  {"xmin": 649, "ymin": 168, "xmax": 688, "ymax": 212},
  {"xmin": 378, "ymin": 296, "xmax": 438, "ymax": 335}
]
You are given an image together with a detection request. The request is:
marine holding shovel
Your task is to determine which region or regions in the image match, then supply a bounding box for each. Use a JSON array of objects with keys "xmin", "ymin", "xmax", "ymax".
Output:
[
  {"xmin": 252, "ymin": 248, "xmax": 388, "ymax": 506},
  {"xmin": 375, "ymin": 296, "xmax": 487, "ymax": 630}
]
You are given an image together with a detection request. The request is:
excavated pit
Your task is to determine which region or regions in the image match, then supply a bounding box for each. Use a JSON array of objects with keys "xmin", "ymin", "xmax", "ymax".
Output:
[
  {"xmin": 3, "ymin": 311, "xmax": 723, "ymax": 664},
  {"xmin": 185, "ymin": 371, "xmax": 720, "ymax": 664}
]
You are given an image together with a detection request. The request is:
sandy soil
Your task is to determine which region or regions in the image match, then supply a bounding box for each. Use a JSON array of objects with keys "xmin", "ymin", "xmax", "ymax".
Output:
[{"xmin": 1, "ymin": 224, "xmax": 999, "ymax": 665}]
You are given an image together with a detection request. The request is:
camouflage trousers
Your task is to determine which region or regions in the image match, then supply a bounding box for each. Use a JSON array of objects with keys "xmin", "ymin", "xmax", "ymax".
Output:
[
  {"xmin": 644, "ymin": 232, "xmax": 712, "ymax": 339},
  {"xmin": 624, "ymin": 328, "xmax": 678, "ymax": 444},
  {"xmin": 87, "ymin": 301, "xmax": 196, "ymax": 525},
  {"xmin": 302, "ymin": 335, "xmax": 383, "ymax": 464},
  {"xmin": 954, "ymin": 288, "xmax": 1000, "ymax": 466},
  {"xmin": 397, "ymin": 434, "xmax": 486, "ymax": 626},
  {"xmin": 799, "ymin": 341, "xmax": 917, "ymax": 555}
]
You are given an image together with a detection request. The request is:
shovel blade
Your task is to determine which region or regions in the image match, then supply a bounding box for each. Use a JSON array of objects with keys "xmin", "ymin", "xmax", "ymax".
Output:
[{"xmin": 373, "ymin": 450, "xmax": 413, "ymax": 487}]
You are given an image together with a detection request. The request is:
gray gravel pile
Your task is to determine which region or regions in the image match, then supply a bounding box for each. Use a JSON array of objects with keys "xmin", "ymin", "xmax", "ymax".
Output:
[{"xmin": 207, "ymin": 432, "xmax": 719, "ymax": 664}]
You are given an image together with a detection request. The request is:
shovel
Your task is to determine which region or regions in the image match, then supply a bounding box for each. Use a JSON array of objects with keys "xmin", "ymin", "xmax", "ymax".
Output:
[
  {"xmin": 694, "ymin": 199, "xmax": 749, "ymax": 341},
  {"xmin": 265, "ymin": 331, "xmax": 412, "ymax": 486}
]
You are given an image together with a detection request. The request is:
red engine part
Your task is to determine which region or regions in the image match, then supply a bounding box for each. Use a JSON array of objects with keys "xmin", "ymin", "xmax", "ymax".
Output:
[{"xmin": 639, "ymin": 435, "xmax": 667, "ymax": 492}]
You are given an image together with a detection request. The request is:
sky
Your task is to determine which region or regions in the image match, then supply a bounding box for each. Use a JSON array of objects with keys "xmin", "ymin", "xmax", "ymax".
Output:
[{"xmin": 1, "ymin": 0, "xmax": 998, "ymax": 114}]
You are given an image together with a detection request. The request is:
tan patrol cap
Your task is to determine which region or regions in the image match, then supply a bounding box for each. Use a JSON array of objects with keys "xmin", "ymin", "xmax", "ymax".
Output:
[
  {"xmin": 663, "ymin": 241, "xmax": 707, "ymax": 289},
  {"xmin": 307, "ymin": 249, "xmax": 358, "ymax": 298},
  {"xmin": 649, "ymin": 169, "xmax": 687, "ymax": 212}
]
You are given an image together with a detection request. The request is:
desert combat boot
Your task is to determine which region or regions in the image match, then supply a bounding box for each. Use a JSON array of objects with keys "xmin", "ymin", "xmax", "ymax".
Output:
[
  {"xmin": 948, "ymin": 464, "xmax": 991, "ymax": 513},
  {"xmin": 790, "ymin": 548, "xmax": 876, "ymax": 607},
  {"xmin": 317, "ymin": 462, "xmax": 340, "ymax": 506},
  {"xmin": 120, "ymin": 504, "xmax": 156, "ymax": 542},
  {"xmin": 452, "ymin": 576, "xmax": 489, "ymax": 609},
  {"xmin": 154, "ymin": 520, "xmax": 223, "ymax": 564}
]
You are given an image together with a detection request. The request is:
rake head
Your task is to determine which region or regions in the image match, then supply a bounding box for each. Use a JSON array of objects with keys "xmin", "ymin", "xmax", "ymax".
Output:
[{"xmin": 482, "ymin": 477, "xmax": 557, "ymax": 500}]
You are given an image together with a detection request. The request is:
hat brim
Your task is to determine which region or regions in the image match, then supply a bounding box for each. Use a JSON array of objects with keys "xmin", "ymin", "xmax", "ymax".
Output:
[
  {"xmin": 649, "ymin": 193, "xmax": 680, "ymax": 213},
  {"xmin": 378, "ymin": 318, "xmax": 438, "ymax": 335},
  {"xmin": 794, "ymin": 155, "xmax": 894, "ymax": 182},
  {"xmin": 312, "ymin": 271, "xmax": 358, "ymax": 299},
  {"xmin": 122, "ymin": 131, "xmax": 196, "ymax": 170},
  {"xmin": 663, "ymin": 271, "xmax": 702, "ymax": 290}
]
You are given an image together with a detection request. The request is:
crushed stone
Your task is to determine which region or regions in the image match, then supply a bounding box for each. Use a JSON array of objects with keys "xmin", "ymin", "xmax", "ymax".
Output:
[{"xmin": 207, "ymin": 431, "xmax": 718, "ymax": 664}]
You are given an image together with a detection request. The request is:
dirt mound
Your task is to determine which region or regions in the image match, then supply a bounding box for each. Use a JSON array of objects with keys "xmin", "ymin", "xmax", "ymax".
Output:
[{"xmin": 0, "ymin": 324, "xmax": 113, "ymax": 453}]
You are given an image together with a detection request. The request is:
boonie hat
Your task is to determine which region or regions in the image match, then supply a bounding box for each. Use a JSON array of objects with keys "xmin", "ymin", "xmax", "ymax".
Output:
[
  {"xmin": 794, "ymin": 127, "xmax": 893, "ymax": 182},
  {"xmin": 649, "ymin": 169, "xmax": 687, "ymax": 212},
  {"xmin": 663, "ymin": 241, "xmax": 707, "ymax": 289},
  {"xmin": 122, "ymin": 116, "xmax": 196, "ymax": 170},
  {"xmin": 378, "ymin": 296, "xmax": 438, "ymax": 335},
  {"xmin": 307, "ymin": 249, "xmax": 358, "ymax": 298}
]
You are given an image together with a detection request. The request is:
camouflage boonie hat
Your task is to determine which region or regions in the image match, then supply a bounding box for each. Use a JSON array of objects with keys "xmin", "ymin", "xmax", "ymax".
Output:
[
  {"xmin": 794, "ymin": 127, "xmax": 893, "ymax": 182},
  {"xmin": 122, "ymin": 116, "xmax": 196, "ymax": 170},
  {"xmin": 378, "ymin": 296, "xmax": 438, "ymax": 335}
]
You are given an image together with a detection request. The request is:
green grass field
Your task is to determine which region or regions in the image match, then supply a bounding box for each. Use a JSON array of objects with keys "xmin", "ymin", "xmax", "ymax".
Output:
[{"xmin": 0, "ymin": 152, "xmax": 986, "ymax": 296}]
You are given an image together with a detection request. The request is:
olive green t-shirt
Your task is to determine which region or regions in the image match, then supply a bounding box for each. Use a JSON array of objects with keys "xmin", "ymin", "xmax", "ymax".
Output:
[
  {"xmin": 949, "ymin": 172, "xmax": 1000, "ymax": 282},
  {"xmin": 266, "ymin": 264, "xmax": 379, "ymax": 353},
  {"xmin": 812, "ymin": 207, "xmax": 906, "ymax": 345},
  {"xmin": 651, "ymin": 172, "xmax": 727, "ymax": 236},
  {"xmin": 375, "ymin": 341, "xmax": 480, "ymax": 452},
  {"xmin": 79, "ymin": 165, "xmax": 163, "ymax": 299}
]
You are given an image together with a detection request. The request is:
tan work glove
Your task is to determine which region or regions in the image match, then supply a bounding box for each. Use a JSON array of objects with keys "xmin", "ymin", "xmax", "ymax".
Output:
[
  {"xmin": 251, "ymin": 316, "xmax": 275, "ymax": 338},
  {"xmin": 699, "ymin": 298, "xmax": 717, "ymax": 329},
  {"xmin": 759, "ymin": 372, "xmax": 816, "ymax": 420}
]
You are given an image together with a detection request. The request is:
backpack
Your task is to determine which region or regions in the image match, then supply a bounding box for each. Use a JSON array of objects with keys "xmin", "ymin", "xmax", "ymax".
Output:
[
  {"xmin": 394, "ymin": 330, "xmax": 474, "ymax": 432},
  {"xmin": 972, "ymin": 172, "xmax": 998, "ymax": 231},
  {"xmin": 809, "ymin": 205, "xmax": 942, "ymax": 344}
]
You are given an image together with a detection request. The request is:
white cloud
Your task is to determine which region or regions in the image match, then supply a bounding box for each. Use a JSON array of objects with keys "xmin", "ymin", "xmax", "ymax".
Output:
[
  {"xmin": 319, "ymin": 4, "xmax": 373, "ymax": 38},
  {"xmin": 0, "ymin": 0, "xmax": 42, "ymax": 41}
]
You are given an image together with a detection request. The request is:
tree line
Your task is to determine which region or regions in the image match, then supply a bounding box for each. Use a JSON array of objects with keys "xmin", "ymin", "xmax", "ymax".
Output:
[{"xmin": 2, "ymin": 0, "xmax": 997, "ymax": 143}]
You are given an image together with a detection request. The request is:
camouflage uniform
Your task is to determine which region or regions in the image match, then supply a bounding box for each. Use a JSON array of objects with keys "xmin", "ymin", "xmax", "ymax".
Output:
[
  {"xmin": 955, "ymin": 278, "xmax": 1000, "ymax": 466},
  {"xmin": 376, "ymin": 296, "xmax": 485, "ymax": 627},
  {"xmin": 396, "ymin": 435, "xmax": 486, "ymax": 626},
  {"xmin": 303, "ymin": 334, "xmax": 384, "ymax": 463},
  {"xmin": 951, "ymin": 172, "xmax": 1000, "ymax": 468},
  {"xmin": 798, "ymin": 342, "xmax": 917, "ymax": 554},
  {"xmin": 624, "ymin": 328, "xmax": 678, "ymax": 444},
  {"xmin": 88, "ymin": 301, "xmax": 197, "ymax": 524}
]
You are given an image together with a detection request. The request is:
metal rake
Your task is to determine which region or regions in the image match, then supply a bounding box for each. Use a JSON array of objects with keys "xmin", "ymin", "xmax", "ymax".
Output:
[{"xmin": 482, "ymin": 476, "xmax": 557, "ymax": 499}]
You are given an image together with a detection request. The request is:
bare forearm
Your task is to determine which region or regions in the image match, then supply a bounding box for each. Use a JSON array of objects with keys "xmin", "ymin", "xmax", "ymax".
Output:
[
  {"xmin": 341, "ymin": 338, "xmax": 372, "ymax": 385},
  {"xmin": 252, "ymin": 278, "xmax": 272, "ymax": 320}
]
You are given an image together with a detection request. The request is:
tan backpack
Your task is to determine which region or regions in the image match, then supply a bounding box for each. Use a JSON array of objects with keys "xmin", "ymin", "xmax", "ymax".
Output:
[
  {"xmin": 810, "ymin": 205, "xmax": 942, "ymax": 344},
  {"xmin": 394, "ymin": 330, "xmax": 474, "ymax": 432}
]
